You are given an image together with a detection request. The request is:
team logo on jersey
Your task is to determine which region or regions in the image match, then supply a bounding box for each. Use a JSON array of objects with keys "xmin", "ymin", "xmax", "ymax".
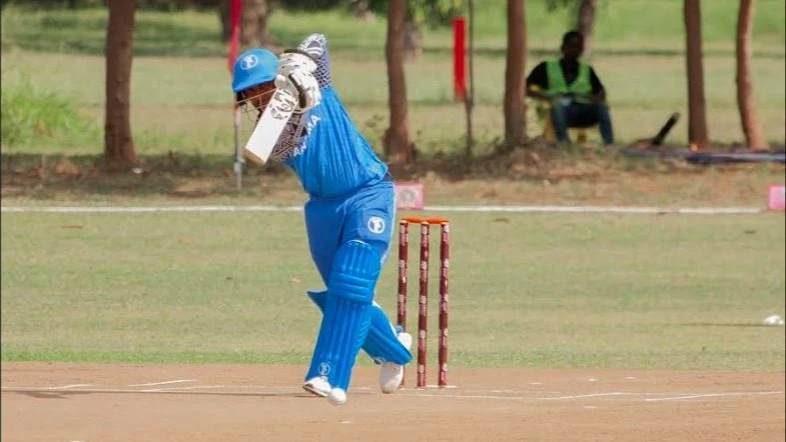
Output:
[
  {"xmin": 240, "ymin": 54, "xmax": 258, "ymax": 70},
  {"xmin": 318, "ymin": 362, "xmax": 330, "ymax": 376},
  {"xmin": 368, "ymin": 216, "xmax": 385, "ymax": 234}
]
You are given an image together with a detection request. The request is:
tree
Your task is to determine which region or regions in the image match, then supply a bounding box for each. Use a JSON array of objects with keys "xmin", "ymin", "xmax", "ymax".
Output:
[
  {"xmin": 545, "ymin": 0, "xmax": 600, "ymax": 59},
  {"xmin": 736, "ymin": 0, "xmax": 767, "ymax": 149},
  {"xmin": 219, "ymin": 0, "xmax": 271, "ymax": 46},
  {"xmin": 240, "ymin": 0, "xmax": 271, "ymax": 46},
  {"xmin": 219, "ymin": 0, "xmax": 234, "ymax": 42},
  {"xmin": 503, "ymin": 0, "xmax": 526, "ymax": 148},
  {"xmin": 576, "ymin": 0, "xmax": 597, "ymax": 59},
  {"xmin": 683, "ymin": 0, "xmax": 709, "ymax": 150},
  {"xmin": 104, "ymin": 0, "xmax": 138, "ymax": 170},
  {"xmin": 365, "ymin": 0, "xmax": 463, "ymax": 60},
  {"xmin": 384, "ymin": 0, "xmax": 413, "ymax": 164}
]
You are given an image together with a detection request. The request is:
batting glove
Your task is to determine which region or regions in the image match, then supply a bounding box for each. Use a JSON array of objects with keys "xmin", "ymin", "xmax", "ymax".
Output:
[{"xmin": 277, "ymin": 50, "xmax": 321, "ymax": 113}]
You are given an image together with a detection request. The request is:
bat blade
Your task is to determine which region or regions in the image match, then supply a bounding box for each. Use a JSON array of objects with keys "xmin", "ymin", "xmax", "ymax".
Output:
[
  {"xmin": 651, "ymin": 112, "xmax": 681, "ymax": 146},
  {"xmin": 243, "ymin": 88, "xmax": 298, "ymax": 165}
]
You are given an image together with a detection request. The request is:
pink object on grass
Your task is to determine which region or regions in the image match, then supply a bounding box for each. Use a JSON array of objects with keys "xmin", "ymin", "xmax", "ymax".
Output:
[
  {"xmin": 768, "ymin": 185, "xmax": 785, "ymax": 211},
  {"xmin": 395, "ymin": 182, "xmax": 425, "ymax": 210}
]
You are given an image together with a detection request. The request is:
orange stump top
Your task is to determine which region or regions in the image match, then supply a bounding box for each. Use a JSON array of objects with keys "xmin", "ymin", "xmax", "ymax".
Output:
[{"xmin": 400, "ymin": 216, "xmax": 449, "ymax": 224}]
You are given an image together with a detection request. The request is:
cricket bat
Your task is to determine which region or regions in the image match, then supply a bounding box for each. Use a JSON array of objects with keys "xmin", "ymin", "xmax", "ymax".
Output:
[
  {"xmin": 651, "ymin": 112, "xmax": 681, "ymax": 146},
  {"xmin": 243, "ymin": 82, "xmax": 300, "ymax": 166}
]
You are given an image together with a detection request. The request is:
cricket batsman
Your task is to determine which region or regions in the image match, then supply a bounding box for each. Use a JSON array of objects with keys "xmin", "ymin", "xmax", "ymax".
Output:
[{"xmin": 231, "ymin": 34, "xmax": 413, "ymax": 406}]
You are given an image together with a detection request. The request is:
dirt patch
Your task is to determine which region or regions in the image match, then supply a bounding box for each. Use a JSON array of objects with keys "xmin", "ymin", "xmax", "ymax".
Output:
[
  {"xmin": 1, "ymin": 148, "xmax": 783, "ymax": 207},
  {"xmin": 2, "ymin": 363, "xmax": 783, "ymax": 442}
]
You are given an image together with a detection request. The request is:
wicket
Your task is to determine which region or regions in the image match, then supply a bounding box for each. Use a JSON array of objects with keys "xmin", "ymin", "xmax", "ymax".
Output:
[{"xmin": 397, "ymin": 216, "xmax": 450, "ymax": 389}]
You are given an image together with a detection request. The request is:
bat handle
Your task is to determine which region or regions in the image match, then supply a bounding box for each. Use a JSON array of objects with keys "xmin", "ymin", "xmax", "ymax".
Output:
[{"xmin": 287, "ymin": 74, "xmax": 308, "ymax": 110}]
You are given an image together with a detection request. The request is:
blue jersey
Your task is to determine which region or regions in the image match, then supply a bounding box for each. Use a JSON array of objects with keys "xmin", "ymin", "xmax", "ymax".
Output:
[{"xmin": 269, "ymin": 34, "xmax": 388, "ymax": 199}]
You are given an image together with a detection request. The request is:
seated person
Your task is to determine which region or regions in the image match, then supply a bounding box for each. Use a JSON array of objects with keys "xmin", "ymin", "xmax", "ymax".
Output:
[{"xmin": 526, "ymin": 30, "xmax": 614, "ymax": 145}]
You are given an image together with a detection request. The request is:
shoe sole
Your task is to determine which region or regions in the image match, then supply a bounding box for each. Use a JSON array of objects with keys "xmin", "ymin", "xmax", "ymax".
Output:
[{"xmin": 302, "ymin": 383, "xmax": 329, "ymax": 398}]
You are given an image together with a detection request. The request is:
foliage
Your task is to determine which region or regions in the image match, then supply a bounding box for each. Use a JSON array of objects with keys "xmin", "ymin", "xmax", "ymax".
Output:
[
  {"xmin": 368, "ymin": 0, "xmax": 464, "ymax": 28},
  {"xmin": 544, "ymin": 0, "xmax": 608, "ymax": 30},
  {"xmin": 0, "ymin": 68, "xmax": 98, "ymax": 147},
  {"xmin": 279, "ymin": 0, "xmax": 464, "ymax": 28},
  {"xmin": 1, "ymin": 5, "xmax": 784, "ymax": 153},
  {"xmin": 1, "ymin": 0, "xmax": 221, "ymax": 11}
]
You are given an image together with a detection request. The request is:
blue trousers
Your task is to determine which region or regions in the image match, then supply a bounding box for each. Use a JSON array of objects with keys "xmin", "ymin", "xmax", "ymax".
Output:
[
  {"xmin": 305, "ymin": 179, "xmax": 396, "ymax": 281},
  {"xmin": 303, "ymin": 177, "xmax": 410, "ymax": 381},
  {"xmin": 551, "ymin": 101, "xmax": 614, "ymax": 145}
]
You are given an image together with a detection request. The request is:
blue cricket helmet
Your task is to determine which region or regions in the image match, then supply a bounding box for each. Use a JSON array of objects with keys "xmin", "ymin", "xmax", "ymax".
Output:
[{"xmin": 232, "ymin": 48, "xmax": 279, "ymax": 93}]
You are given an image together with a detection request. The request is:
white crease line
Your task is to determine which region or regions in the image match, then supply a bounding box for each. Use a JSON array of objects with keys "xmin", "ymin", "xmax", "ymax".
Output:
[
  {"xmin": 538, "ymin": 392, "xmax": 627, "ymax": 400},
  {"xmin": 1, "ymin": 387, "xmax": 308, "ymax": 396},
  {"xmin": 142, "ymin": 385, "xmax": 225, "ymax": 392},
  {"xmin": 44, "ymin": 384, "xmax": 95, "ymax": 390},
  {"xmin": 224, "ymin": 385, "xmax": 370, "ymax": 391},
  {"xmin": 128, "ymin": 379, "xmax": 195, "ymax": 387},
  {"xmin": 406, "ymin": 393, "xmax": 529, "ymax": 401},
  {"xmin": 4, "ymin": 387, "xmax": 783, "ymax": 403},
  {"xmin": 644, "ymin": 391, "xmax": 784, "ymax": 402}
]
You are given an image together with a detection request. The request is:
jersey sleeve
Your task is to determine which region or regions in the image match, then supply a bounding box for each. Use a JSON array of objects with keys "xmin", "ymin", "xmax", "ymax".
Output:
[{"xmin": 269, "ymin": 33, "xmax": 331, "ymax": 162}]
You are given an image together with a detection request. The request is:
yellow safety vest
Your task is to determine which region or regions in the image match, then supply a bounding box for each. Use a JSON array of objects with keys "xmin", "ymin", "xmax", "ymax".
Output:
[{"xmin": 546, "ymin": 59, "xmax": 592, "ymax": 100}]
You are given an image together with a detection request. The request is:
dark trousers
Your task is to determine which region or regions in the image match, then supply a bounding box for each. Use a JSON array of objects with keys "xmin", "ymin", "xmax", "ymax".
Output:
[{"xmin": 551, "ymin": 102, "xmax": 614, "ymax": 145}]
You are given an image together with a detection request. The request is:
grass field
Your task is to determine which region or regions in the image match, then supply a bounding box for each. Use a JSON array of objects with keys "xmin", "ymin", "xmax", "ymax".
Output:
[
  {"xmin": 1, "ymin": 2, "xmax": 785, "ymax": 155},
  {"xmin": 2, "ymin": 211, "xmax": 784, "ymax": 370},
  {"xmin": 0, "ymin": 2, "xmax": 784, "ymax": 377}
]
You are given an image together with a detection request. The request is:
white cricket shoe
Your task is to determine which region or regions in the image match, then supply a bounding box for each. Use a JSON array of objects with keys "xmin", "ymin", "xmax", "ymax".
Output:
[
  {"xmin": 302, "ymin": 376, "xmax": 331, "ymax": 398},
  {"xmin": 327, "ymin": 387, "xmax": 347, "ymax": 406},
  {"xmin": 380, "ymin": 330, "xmax": 413, "ymax": 394}
]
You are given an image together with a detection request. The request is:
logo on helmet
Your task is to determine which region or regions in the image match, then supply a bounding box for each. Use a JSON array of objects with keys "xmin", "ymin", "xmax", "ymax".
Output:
[{"xmin": 240, "ymin": 54, "xmax": 259, "ymax": 70}]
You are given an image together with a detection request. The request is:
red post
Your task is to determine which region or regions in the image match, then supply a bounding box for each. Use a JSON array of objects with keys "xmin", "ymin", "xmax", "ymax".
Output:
[
  {"xmin": 417, "ymin": 222, "xmax": 430, "ymax": 388},
  {"xmin": 227, "ymin": 0, "xmax": 242, "ymax": 73},
  {"xmin": 453, "ymin": 17, "xmax": 467, "ymax": 102},
  {"xmin": 438, "ymin": 222, "xmax": 450, "ymax": 387},
  {"xmin": 397, "ymin": 220, "xmax": 409, "ymax": 387},
  {"xmin": 397, "ymin": 220, "xmax": 409, "ymax": 331}
]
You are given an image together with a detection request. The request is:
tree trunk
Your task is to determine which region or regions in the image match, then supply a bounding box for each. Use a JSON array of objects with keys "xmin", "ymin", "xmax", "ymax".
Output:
[
  {"xmin": 384, "ymin": 0, "xmax": 412, "ymax": 164},
  {"xmin": 240, "ymin": 0, "xmax": 270, "ymax": 47},
  {"xmin": 683, "ymin": 0, "xmax": 710, "ymax": 150},
  {"xmin": 576, "ymin": 0, "xmax": 597, "ymax": 59},
  {"xmin": 104, "ymin": 0, "xmax": 137, "ymax": 171},
  {"xmin": 404, "ymin": 19, "xmax": 422, "ymax": 60},
  {"xmin": 736, "ymin": 0, "xmax": 767, "ymax": 149},
  {"xmin": 219, "ymin": 0, "xmax": 232, "ymax": 43},
  {"xmin": 504, "ymin": 0, "xmax": 527, "ymax": 148},
  {"xmin": 349, "ymin": 0, "xmax": 375, "ymax": 22}
]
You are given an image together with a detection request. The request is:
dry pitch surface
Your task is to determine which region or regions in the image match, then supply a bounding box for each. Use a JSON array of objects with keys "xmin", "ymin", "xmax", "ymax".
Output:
[{"xmin": 2, "ymin": 363, "xmax": 784, "ymax": 441}]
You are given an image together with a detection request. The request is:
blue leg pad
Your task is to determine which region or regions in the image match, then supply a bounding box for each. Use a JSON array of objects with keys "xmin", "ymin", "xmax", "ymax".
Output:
[
  {"xmin": 307, "ymin": 291, "xmax": 412, "ymax": 367},
  {"xmin": 306, "ymin": 240, "xmax": 379, "ymax": 391}
]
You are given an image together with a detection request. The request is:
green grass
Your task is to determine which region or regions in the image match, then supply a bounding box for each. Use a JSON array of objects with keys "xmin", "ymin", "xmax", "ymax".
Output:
[
  {"xmin": 2, "ymin": 2, "xmax": 784, "ymax": 56},
  {"xmin": 1, "ymin": 3, "xmax": 784, "ymax": 155},
  {"xmin": 1, "ymin": 3, "xmax": 785, "ymax": 154},
  {"xmin": 0, "ymin": 68, "xmax": 100, "ymax": 149},
  {"xmin": 2, "ymin": 211, "xmax": 784, "ymax": 370},
  {"xmin": 1, "ymin": 50, "xmax": 783, "ymax": 155}
]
